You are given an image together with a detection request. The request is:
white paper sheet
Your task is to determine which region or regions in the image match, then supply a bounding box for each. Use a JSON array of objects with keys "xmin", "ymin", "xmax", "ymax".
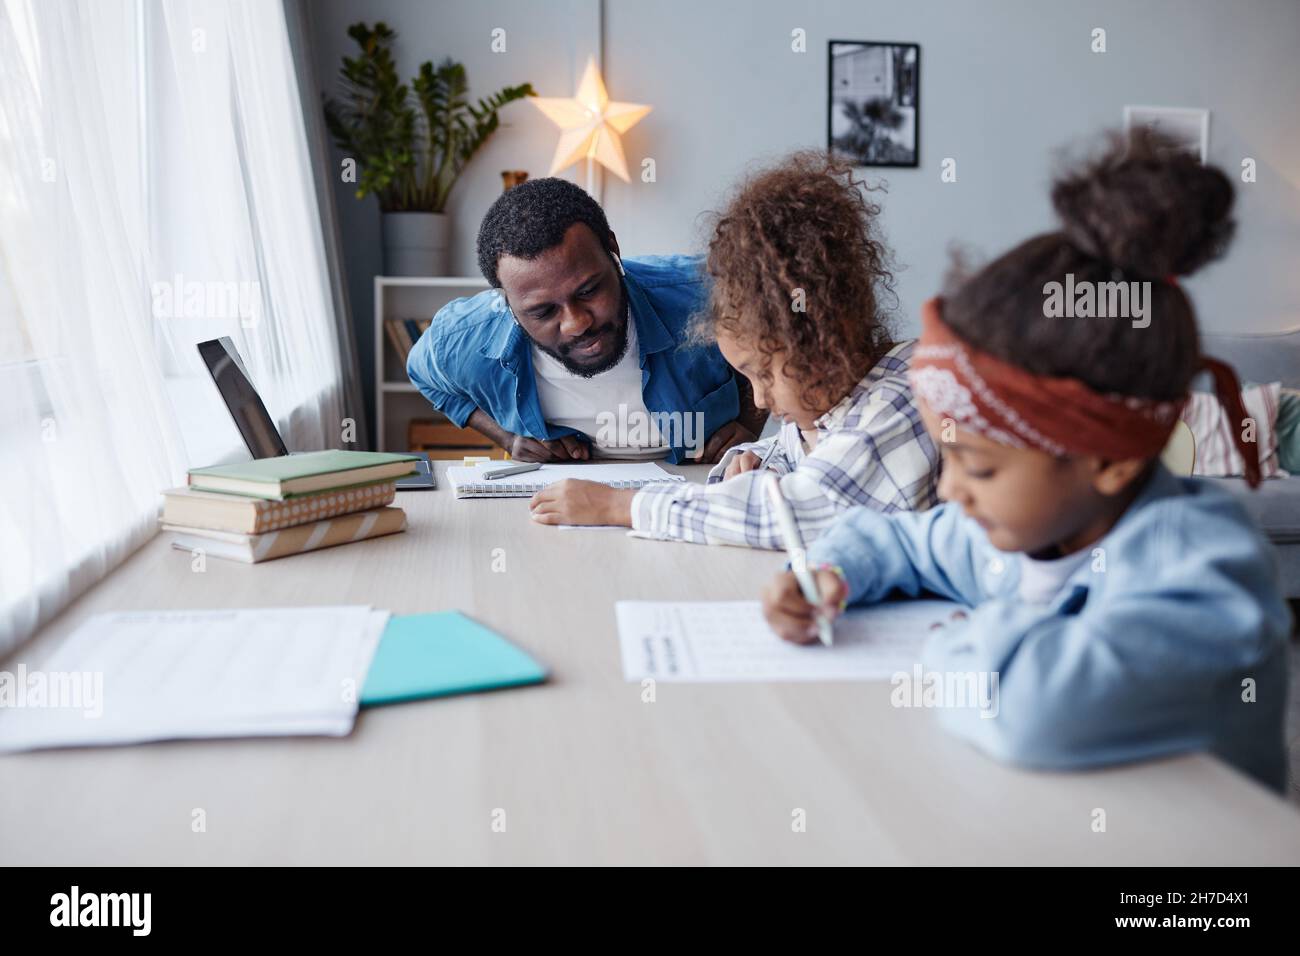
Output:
[
  {"xmin": 0, "ymin": 606, "xmax": 388, "ymax": 750},
  {"xmin": 615, "ymin": 599, "xmax": 963, "ymax": 682}
]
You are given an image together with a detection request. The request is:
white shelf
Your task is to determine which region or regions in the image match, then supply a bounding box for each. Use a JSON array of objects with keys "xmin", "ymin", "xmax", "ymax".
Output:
[{"xmin": 374, "ymin": 275, "xmax": 490, "ymax": 452}]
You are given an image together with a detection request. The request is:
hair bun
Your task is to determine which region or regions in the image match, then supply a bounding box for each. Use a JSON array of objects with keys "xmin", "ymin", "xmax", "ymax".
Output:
[{"xmin": 1050, "ymin": 128, "xmax": 1235, "ymax": 279}]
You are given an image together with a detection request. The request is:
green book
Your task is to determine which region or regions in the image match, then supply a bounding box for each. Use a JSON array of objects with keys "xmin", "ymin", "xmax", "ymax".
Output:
[{"xmin": 188, "ymin": 450, "xmax": 419, "ymax": 499}]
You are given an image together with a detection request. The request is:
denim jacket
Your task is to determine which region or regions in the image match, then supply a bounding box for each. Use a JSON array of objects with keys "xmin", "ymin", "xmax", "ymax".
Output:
[
  {"xmin": 406, "ymin": 255, "xmax": 739, "ymax": 464},
  {"xmin": 807, "ymin": 464, "xmax": 1292, "ymax": 791}
]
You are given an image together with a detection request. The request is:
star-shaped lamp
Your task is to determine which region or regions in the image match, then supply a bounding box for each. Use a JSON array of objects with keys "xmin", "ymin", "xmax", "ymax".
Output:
[{"xmin": 532, "ymin": 57, "xmax": 651, "ymax": 187}]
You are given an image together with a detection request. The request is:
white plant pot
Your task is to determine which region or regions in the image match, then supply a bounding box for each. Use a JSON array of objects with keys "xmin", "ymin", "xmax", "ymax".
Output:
[{"xmin": 382, "ymin": 211, "xmax": 450, "ymax": 276}]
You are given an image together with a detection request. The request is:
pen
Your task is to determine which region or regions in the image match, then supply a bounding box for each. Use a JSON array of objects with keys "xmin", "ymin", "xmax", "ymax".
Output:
[
  {"xmin": 483, "ymin": 462, "xmax": 543, "ymax": 480},
  {"xmin": 709, "ymin": 440, "xmax": 780, "ymax": 486},
  {"xmin": 763, "ymin": 473, "xmax": 833, "ymax": 646},
  {"xmin": 754, "ymin": 439, "xmax": 780, "ymax": 471}
]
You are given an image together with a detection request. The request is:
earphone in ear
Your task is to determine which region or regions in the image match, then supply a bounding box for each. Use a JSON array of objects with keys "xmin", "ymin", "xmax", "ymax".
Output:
[{"xmin": 611, "ymin": 252, "xmax": 626, "ymax": 276}]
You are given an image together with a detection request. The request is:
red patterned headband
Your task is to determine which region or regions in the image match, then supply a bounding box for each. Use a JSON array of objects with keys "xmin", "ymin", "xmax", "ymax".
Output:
[{"xmin": 908, "ymin": 297, "xmax": 1261, "ymax": 487}]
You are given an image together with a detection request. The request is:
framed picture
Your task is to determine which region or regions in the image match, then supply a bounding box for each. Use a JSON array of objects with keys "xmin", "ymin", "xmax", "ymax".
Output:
[
  {"xmin": 828, "ymin": 40, "xmax": 920, "ymax": 168},
  {"xmin": 1123, "ymin": 105, "xmax": 1209, "ymax": 162}
]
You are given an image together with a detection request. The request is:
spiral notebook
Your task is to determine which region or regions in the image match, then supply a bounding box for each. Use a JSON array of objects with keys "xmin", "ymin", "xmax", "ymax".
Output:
[{"xmin": 445, "ymin": 461, "xmax": 687, "ymax": 498}]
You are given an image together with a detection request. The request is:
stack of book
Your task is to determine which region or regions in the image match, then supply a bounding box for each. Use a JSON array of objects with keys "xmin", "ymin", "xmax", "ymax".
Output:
[
  {"xmin": 384, "ymin": 317, "xmax": 432, "ymax": 364},
  {"xmin": 161, "ymin": 450, "xmax": 419, "ymax": 563}
]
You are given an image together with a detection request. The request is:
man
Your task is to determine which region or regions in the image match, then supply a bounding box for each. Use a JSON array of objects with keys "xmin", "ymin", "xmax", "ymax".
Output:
[{"xmin": 406, "ymin": 177, "xmax": 764, "ymax": 463}]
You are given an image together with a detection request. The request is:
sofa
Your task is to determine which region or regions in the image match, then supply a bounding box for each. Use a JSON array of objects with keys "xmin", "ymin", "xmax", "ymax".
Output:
[{"xmin": 1201, "ymin": 329, "xmax": 1300, "ymax": 599}]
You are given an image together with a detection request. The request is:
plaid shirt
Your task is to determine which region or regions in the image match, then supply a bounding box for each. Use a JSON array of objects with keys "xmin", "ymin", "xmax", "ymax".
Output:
[{"xmin": 630, "ymin": 341, "xmax": 941, "ymax": 548}]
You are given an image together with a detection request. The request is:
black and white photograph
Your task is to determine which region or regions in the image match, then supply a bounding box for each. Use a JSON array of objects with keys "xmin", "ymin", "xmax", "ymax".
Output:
[
  {"xmin": 828, "ymin": 40, "xmax": 920, "ymax": 167},
  {"xmin": 1124, "ymin": 104, "xmax": 1210, "ymax": 162}
]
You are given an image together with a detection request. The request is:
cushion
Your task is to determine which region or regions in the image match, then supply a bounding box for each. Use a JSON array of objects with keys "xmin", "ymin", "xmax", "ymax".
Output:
[
  {"xmin": 1277, "ymin": 387, "xmax": 1300, "ymax": 474},
  {"xmin": 1180, "ymin": 382, "xmax": 1286, "ymax": 479}
]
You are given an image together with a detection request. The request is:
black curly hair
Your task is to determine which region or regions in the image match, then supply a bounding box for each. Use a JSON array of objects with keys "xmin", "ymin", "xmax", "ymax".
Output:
[{"xmin": 476, "ymin": 177, "xmax": 614, "ymax": 287}]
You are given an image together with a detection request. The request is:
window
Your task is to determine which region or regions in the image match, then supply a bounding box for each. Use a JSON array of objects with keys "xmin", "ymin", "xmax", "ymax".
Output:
[{"xmin": 0, "ymin": 0, "xmax": 351, "ymax": 653}]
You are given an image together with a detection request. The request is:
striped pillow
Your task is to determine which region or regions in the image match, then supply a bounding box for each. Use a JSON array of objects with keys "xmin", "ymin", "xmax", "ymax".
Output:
[
  {"xmin": 1180, "ymin": 382, "xmax": 1286, "ymax": 478},
  {"xmin": 1278, "ymin": 387, "xmax": 1300, "ymax": 473}
]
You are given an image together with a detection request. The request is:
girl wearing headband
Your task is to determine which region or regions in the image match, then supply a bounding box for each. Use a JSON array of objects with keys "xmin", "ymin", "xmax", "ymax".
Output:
[{"xmin": 762, "ymin": 131, "xmax": 1291, "ymax": 790}]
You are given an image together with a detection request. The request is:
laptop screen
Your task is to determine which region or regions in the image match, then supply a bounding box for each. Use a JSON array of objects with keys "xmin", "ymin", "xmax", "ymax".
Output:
[{"xmin": 197, "ymin": 338, "xmax": 289, "ymax": 460}]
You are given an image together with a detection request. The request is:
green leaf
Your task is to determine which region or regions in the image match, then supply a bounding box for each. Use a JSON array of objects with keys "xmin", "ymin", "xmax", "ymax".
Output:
[{"xmin": 324, "ymin": 27, "xmax": 533, "ymax": 212}]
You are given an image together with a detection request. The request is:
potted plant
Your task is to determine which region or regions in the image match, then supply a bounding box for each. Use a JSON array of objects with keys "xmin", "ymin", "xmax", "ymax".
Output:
[{"xmin": 324, "ymin": 22, "xmax": 535, "ymax": 276}]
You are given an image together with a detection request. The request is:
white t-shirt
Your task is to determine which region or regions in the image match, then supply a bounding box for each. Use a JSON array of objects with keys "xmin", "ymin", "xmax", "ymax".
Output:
[
  {"xmin": 531, "ymin": 319, "xmax": 670, "ymax": 460},
  {"xmin": 1017, "ymin": 548, "xmax": 1092, "ymax": 604}
]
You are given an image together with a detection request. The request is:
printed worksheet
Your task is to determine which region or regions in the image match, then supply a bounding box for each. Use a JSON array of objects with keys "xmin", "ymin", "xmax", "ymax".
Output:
[
  {"xmin": 615, "ymin": 599, "xmax": 964, "ymax": 682},
  {"xmin": 0, "ymin": 605, "xmax": 389, "ymax": 750}
]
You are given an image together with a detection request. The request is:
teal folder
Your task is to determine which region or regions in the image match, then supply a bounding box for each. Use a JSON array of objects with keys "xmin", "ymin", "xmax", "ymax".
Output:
[{"xmin": 360, "ymin": 611, "xmax": 547, "ymax": 706}]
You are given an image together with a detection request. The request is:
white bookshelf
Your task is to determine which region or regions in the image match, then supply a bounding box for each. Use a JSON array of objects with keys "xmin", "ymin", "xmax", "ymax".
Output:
[{"xmin": 374, "ymin": 275, "xmax": 489, "ymax": 452}]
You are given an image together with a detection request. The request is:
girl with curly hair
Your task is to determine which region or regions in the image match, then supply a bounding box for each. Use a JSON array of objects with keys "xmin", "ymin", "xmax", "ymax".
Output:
[{"xmin": 529, "ymin": 151, "xmax": 942, "ymax": 546}]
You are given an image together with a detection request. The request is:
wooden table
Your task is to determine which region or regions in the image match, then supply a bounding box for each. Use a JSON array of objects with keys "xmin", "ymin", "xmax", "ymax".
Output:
[{"xmin": 3, "ymin": 462, "xmax": 1299, "ymax": 865}]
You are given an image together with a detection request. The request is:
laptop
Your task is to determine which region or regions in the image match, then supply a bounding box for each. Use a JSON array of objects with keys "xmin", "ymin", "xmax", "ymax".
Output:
[{"xmin": 198, "ymin": 337, "xmax": 435, "ymax": 490}]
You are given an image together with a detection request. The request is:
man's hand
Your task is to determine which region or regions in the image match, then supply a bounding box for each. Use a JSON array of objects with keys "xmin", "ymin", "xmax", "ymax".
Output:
[
  {"xmin": 529, "ymin": 479, "xmax": 636, "ymax": 527},
  {"xmin": 693, "ymin": 421, "xmax": 758, "ymax": 465},
  {"xmin": 467, "ymin": 409, "xmax": 587, "ymax": 463},
  {"xmin": 761, "ymin": 568, "xmax": 849, "ymax": 644},
  {"xmin": 509, "ymin": 433, "xmax": 591, "ymax": 463}
]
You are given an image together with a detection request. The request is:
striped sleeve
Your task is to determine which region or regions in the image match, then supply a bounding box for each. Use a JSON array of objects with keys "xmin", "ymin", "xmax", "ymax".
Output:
[
  {"xmin": 630, "ymin": 395, "xmax": 937, "ymax": 548},
  {"xmin": 705, "ymin": 431, "xmax": 798, "ymax": 484}
]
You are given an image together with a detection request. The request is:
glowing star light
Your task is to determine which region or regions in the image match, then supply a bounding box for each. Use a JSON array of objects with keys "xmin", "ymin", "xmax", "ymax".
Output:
[{"xmin": 531, "ymin": 57, "xmax": 651, "ymax": 183}]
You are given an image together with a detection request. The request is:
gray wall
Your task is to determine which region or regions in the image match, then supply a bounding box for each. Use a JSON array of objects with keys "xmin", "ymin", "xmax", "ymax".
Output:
[
  {"xmin": 308, "ymin": 0, "xmax": 1300, "ymax": 433},
  {"xmin": 307, "ymin": 0, "xmax": 601, "ymax": 434}
]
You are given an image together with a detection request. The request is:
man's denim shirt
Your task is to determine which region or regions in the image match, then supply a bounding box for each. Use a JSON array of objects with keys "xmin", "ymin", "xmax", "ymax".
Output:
[{"xmin": 406, "ymin": 255, "xmax": 739, "ymax": 464}]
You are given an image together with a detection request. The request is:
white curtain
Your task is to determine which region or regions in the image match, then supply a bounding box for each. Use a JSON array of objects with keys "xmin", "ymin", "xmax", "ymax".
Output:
[{"xmin": 0, "ymin": 0, "xmax": 358, "ymax": 654}]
